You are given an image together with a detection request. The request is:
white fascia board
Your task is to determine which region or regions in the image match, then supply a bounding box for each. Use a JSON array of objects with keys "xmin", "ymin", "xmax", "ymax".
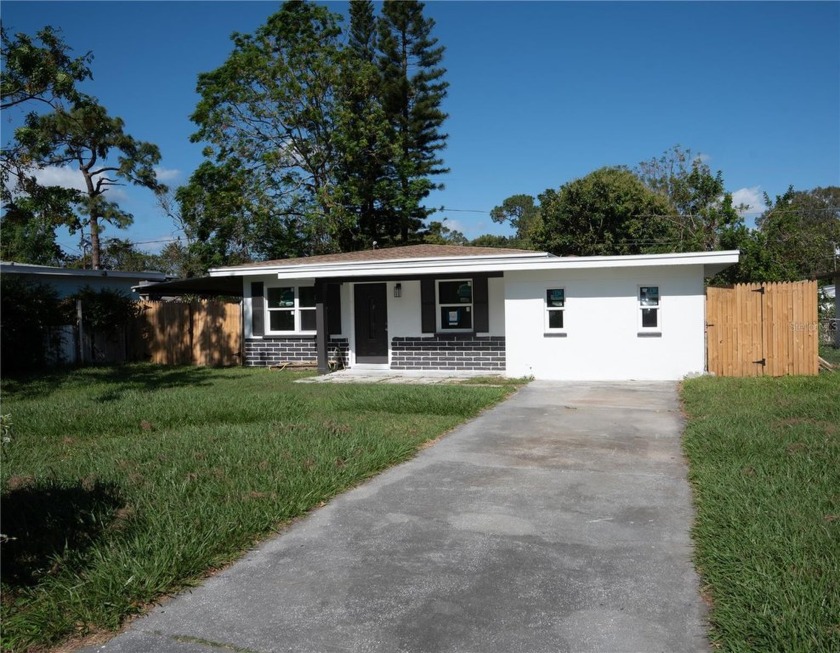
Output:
[{"xmin": 208, "ymin": 250, "xmax": 740, "ymax": 280}]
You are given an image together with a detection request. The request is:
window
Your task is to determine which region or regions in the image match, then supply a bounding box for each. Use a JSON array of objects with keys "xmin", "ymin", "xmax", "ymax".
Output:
[
  {"xmin": 639, "ymin": 286, "xmax": 660, "ymax": 330},
  {"xmin": 437, "ymin": 279, "xmax": 472, "ymax": 331},
  {"xmin": 545, "ymin": 288, "xmax": 565, "ymax": 331},
  {"xmin": 266, "ymin": 285, "xmax": 316, "ymax": 333}
]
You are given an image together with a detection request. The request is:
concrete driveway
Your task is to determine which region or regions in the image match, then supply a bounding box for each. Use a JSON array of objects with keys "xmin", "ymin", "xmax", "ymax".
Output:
[{"xmin": 87, "ymin": 381, "xmax": 708, "ymax": 653}]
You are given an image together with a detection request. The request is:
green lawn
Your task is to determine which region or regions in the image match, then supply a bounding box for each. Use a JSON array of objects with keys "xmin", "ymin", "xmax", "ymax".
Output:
[
  {"xmin": 0, "ymin": 365, "xmax": 520, "ymax": 652},
  {"xmin": 681, "ymin": 373, "xmax": 840, "ymax": 652}
]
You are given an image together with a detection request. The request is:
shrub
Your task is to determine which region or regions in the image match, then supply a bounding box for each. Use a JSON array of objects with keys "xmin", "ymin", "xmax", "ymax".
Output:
[{"xmin": 0, "ymin": 277, "xmax": 69, "ymax": 375}]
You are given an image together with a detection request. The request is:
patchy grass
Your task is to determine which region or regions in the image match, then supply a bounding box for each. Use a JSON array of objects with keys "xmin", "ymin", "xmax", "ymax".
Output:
[
  {"xmin": 681, "ymin": 374, "xmax": 840, "ymax": 652},
  {"xmin": 0, "ymin": 365, "xmax": 517, "ymax": 652}
]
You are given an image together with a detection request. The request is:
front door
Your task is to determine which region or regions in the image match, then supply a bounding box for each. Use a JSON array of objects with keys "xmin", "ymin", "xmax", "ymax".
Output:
[{"xmin": 354, "ymin": 283, "xmax": 389, "ymax": 364}]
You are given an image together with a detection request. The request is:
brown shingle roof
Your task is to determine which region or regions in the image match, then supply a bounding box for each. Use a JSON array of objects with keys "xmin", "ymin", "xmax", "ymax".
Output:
[{"xmin": 218, "ymin": 244, "xmax": 544, "ymax": 269}]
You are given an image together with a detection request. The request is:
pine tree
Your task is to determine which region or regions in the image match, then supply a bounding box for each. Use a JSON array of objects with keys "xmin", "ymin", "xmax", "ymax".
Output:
[
  {"xmin": 378, "ymin": 0, "xmax": 449, "ymax": 242},
  {"xmin": 332, "ymin": 0, "xmax": 395, "ymax": 249}
]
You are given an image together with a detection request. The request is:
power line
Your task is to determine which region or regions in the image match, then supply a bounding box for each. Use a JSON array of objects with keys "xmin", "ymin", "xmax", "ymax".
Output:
[{"xmin": 438, "ymin": 207, "xmax": 490, "ymax": 214}]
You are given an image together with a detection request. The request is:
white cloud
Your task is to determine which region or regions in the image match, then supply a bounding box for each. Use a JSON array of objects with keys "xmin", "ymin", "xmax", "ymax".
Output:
[
  {"xmin": 732, "ymin": 186, "xmax": 767, "ymax": 216},
  {"xmin": 34, "ymin": 165, "xmax": 87, "ymax": 191},
  {"xmin": 154, "ymin": 167, "xmax": 181, "ymax": 183},
  {"xmin": 31, "ymin": 165, "xmax": 128, "ymax": 201},
  {"xmin": 442, "ymin": 217, "xmax": 465, "ymax": 233}
]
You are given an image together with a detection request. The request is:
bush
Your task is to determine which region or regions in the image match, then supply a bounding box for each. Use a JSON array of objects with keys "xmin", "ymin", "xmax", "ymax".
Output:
[
  {"xmin": 0, "ymin": 277, "xmax": 69, "ymax": 375},
  {"xmin": 64, "ymin": 287, "xmax": 139, "ymax": 333}
]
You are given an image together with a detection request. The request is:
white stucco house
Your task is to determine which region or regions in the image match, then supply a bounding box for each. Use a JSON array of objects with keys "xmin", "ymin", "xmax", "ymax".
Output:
[{"xmin": 161, "ymin": 244, "xmax": 736, "ymax": 381}]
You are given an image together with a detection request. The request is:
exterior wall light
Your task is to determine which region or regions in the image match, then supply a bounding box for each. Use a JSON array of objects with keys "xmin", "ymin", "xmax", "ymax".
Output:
[{"xmin": 394, "ymin": 283, "xmax": 402, "ymax": 298}]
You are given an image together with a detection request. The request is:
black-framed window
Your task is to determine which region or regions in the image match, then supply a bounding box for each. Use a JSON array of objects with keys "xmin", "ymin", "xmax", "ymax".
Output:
[
  {"xmin": 545, "ymin": 288, "xmax": 565, "ymax": 331},
  {"xmin": 639, "ymin": 286, "xmax": 660, "ymax": 330},
  {"xmin": 437, "ymin": 279, "xmax": 473, "ymax": 331}
]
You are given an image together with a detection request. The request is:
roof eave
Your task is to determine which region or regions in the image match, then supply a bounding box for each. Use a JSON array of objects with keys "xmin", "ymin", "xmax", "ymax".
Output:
[
  {"xmin": 209, "ymin": 250, "xmax": 741, "ymax": 280},
  {"xmin": 208, "ymin": 251, "xmax": 553, "ymax": 277}
]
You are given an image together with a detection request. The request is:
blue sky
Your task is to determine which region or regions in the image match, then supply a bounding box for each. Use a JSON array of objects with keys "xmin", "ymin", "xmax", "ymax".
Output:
[{"xmin": 3, "ymin": 1, "xmax": 839, "ymax": 257}]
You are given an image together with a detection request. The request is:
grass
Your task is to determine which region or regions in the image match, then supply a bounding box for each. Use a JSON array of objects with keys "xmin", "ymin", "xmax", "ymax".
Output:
[
  {"xmin": 0, "ymin": 365, "xmax": 522, "ymax": 652},
  {"xmin": 681, "ymin": 373, "xmax": 839, "ymax": 652},
  {"xmin": 819, "ymin": 344, "xmax": 840, "ymax": 367}
]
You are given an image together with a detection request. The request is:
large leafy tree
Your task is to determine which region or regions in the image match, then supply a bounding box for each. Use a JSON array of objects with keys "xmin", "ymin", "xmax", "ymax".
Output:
[
  {"xmin": 533, "ymin": 167, "xmax": 675, "ymax": 257},
  {"xmin": 0, "ymin": 24, "xmax": 91, "ymax": 111},
  {"xmin": 175, "ymin": 160, "xmax": 308, "ymax": 274},
  {"xmin": 378, "ymin": 0, "xmax": 449, "ymax": 243},
  {"xmin": 189, "ymin": 1, "xmax": 348, "ymax": 256},
  {"xmin": 0, "ymin": 25, "xmax": 92, "ymax": 264},
  {"xmin": 757, "ymin": 186, "xmax": 840, "ymax": 280},
  {"xmin": 14, "ymin": 99, "xmax": 166, "ymax": 269},
  {"xmin": 635, "ymin": 145, "xmax": 745, "ymax": 252},
  {"xmin": 185, "ymin": 0, "xmax": 449, "ymax": 258}
]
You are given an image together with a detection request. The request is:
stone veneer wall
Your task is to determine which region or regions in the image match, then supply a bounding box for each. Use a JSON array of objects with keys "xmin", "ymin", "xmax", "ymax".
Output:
[
  {"xmin": 245, "ymin": 337, "xmax": 349, "ymax": 368},
  {"xmin": 390, "ymin": 335, "xmax": 505, "ymax": 371}
]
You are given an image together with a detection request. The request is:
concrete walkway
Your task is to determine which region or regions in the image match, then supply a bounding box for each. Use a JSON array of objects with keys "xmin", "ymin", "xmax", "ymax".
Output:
[{"xmin": 87, "ymin": 381, "xmax": 708, "ymax": 653}]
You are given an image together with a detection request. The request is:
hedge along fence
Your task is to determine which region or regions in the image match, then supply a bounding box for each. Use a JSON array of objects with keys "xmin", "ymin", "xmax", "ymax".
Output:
[
  {"xmin": 132, "ymin": 300, "xmax": 242, "ymax": 367},
  {"xmin": 0, "ymin": 279, "xmax": 242, "ymax": 373},
  {"xmin": 0, "ymin": 280, "xmax": 141, "ymax": 373}
]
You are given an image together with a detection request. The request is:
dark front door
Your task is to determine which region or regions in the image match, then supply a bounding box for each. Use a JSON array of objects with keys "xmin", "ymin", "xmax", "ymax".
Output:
[{"xmin": 354, "ymin": 283, "xmax": 389, "ymax": 364}]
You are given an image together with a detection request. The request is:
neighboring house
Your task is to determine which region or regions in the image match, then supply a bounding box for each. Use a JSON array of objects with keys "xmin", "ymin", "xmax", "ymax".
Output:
[
  {"xmin": 0, "ymin": 261, "xmax": 168, "ymax": 299},
  {"xmin": 141, "ymin": 245, "xmax": 739, "ymax": 380},
  {"xmin": 2, "ymin": 262, "xmax": 170, "ymax": 365}
]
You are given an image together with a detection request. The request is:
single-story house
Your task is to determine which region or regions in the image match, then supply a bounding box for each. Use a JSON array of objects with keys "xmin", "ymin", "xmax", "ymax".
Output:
[
  {"xmin": 150, "ymin": 245, "xmax": 736, "ymax": 381},
  {"xmin": 1, "ymin": 261, "xmax": 168, "ymax": 300}
]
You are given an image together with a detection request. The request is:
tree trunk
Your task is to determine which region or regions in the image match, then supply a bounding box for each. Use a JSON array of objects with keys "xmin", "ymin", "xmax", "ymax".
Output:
[{"xmin": 90, "ymin": 214, "xmax": 101, "ymax": 269}]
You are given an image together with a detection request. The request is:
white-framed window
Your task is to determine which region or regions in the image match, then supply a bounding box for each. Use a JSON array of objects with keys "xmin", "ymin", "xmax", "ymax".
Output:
[
  {"xmin": 545, "ymin": 288, "xmax": 566, "ymax": 331},
  {"xmin": 437, "ymin": 279, "xmax": 473, "ymax": 331},
  {"xmin": 639, "ymin": 286, "xmax": 660, "ymax": 330},
  {"xmin": 266, "ymin": 285, "xmax": 316, "ymax": 333}
]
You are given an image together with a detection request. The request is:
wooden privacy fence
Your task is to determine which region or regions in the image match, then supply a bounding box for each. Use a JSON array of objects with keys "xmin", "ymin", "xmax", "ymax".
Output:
[
  {"xmin": 706, "ymin": 281, "xmax": 819, "ymax": 377},
  {"xmin": 131, "ymin": 300, "xmax": 242, "ymax": 366}
]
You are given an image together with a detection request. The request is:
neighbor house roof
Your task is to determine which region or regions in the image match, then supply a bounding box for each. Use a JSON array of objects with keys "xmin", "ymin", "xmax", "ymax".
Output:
[{"xmin": 1, "ymin": 261, "xmax": 168, "ymax": 281}]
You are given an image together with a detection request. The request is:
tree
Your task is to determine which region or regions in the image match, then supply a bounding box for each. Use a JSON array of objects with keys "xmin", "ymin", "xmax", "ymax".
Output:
[
  {"xmin": 378, "ymin": 0, "xmax": 449, "ymax": 242},
  {"xmin": 176, "ymin": 159, "xmax": 312, "ymax": 274},
  {"xmin": 0, "ymin": 187, "xmax": 77, "ymax": 264},
  {"xmin": 490, "ymin": 194, "xmax": 542, "ymax": 244},
  {"xmin": 185, "ymin": 0, "xmax": 450, "ymax": 256},
  {"xmin": 757, "ymin": 186, "xmax": 840, "ymax": 280},
  {"xmin": 1, "ymin": 25, "xmax": 93, "ymax": 264},
  {"xmin": 533, "ymin": 167, "xmax": 675, "ymax": 257},
  {"xmin": 422, "ymin": 219, "xmax": 467, "ymax": 245},
  {"xmin": 331, "ymin": 0, "xmax": 398, "ymax": 250},
  {"xmin": 190, "ymin": 1, "xmax": 349, "ymax": 256},
  {"xmin": 0, "ymin": 24, "xmax": 92, "ymax": 111},
  {"xmin": 470, "ymin": 234, "xmax": 518, "ymax": 249},
  {"xmin": 14, "ymin": 99, "xmax": 166, "ymax": 269},
  {"xmin": 635, "ymin": 145, "xmax": 744, "ymax": 252}
]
